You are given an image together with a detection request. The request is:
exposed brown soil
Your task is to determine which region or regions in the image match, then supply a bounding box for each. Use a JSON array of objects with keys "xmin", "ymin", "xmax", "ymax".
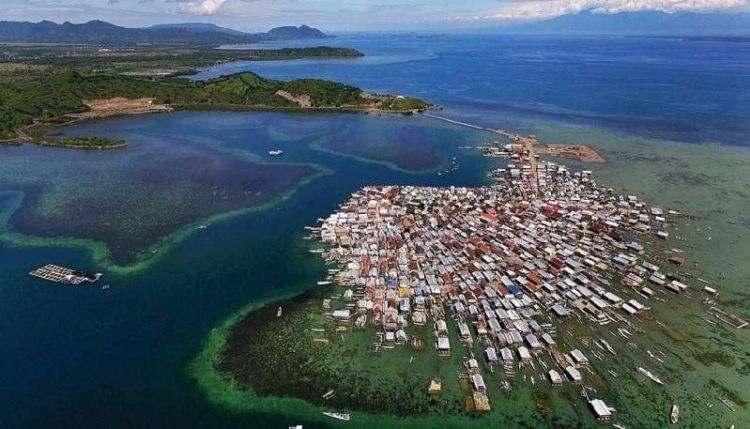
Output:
[
  {"xmin": 274, "ymin": 90, "xmax": 312, "ymax": 108},
  {"xmin": 74, "ymin": 97, "xmax": 173, "ymax": 119}
]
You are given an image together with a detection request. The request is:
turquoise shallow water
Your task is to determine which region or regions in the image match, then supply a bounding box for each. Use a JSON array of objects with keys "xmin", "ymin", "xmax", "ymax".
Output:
[
  {"xmin": 0, "ymin": 111, "xmax": 497, "ymax": 428},
  {"xmin": 1, "ymin": 34, "xmax": 749, "ymax": 428}
]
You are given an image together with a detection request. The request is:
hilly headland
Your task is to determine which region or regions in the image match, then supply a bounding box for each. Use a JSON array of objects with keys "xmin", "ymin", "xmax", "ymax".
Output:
[{"xmin": 0, "ymin": 24, "xmax": 427, "ymax": 147}]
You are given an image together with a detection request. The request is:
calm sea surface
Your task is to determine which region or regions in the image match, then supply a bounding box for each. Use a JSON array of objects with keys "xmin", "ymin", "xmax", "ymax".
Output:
[{"xmin": 1, "ymin": 34, "xmax": 749, "ymax": 428}]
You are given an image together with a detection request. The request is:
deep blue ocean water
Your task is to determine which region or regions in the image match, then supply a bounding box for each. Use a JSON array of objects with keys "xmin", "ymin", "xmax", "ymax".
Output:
[
  {"xmin": 205, "ymin": 34, "xmax": 750, "ymax": 146},
  {"xmin": 1, "ymin": 34, "xmax": 749, "ymax": 428}
]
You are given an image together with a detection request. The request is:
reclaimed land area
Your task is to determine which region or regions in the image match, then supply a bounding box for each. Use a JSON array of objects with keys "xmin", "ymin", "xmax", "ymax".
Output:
[
  {"xmin": 424, "ymin": 113, "xmax": 605, "ymax": 165},
  {"xmin": 201, "ymin": 142, "xmax": 748, "ymax": 428}
]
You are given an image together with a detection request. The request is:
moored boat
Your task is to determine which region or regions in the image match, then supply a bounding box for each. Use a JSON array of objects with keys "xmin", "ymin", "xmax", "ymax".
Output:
[
  {"xmin": 670, "ymin": 404, "xmax": 679, "ymax": 424},
  {"xmin": 637, "ymin": 366, "xmax": 664, "ymax": 385},
  {"xmin": 322, "ymin": 411, "xmax": 350, "ymax": 421}
]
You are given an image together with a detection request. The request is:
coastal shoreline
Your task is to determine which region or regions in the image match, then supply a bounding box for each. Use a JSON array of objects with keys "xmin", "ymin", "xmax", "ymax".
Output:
[{"xmin": 4, "ymin": 100, "xmax": 427, "ymax": 147}]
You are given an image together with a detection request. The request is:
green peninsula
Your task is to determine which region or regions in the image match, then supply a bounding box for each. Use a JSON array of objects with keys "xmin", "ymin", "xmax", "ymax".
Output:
[
  {"xmin": 5, "ymin": 46, "xmax": 364, "ymax": 76},
  {"xmin": 0, "ymin": 46, "xmax": 427, "ymax": 143}
]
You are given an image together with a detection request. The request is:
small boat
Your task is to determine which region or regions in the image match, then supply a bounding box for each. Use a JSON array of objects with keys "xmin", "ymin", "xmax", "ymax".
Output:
[
  {"xmin": 309, "ymin": 249, "xmax": 325, "ymax": 254},
  {"xmin": 276, "ymin": 306, "xmax": 283, "ymax": 318},
  {"xmin": 101, "ymin": 284, "xmax": 110, "ymax": 290},
  {"xmin": 720, "ymin": 397, "xmax": 736, "ymax": 411},
  {"xmin": 637, "ymin": 366, "xmax": 664, "ymax": 385},
  {"xmin": 268, "ymin": 150, "xmax": 284, "ymax": 156},
  {"xmin": 288, "ymin": 426, "xmax": 303, "ymax": 429},
  {"xmin": 668, "ymin": 256, "xmax": 685, "ymax": 265},
  {"xmin": 600, "ymin": 338, "xmax": 616, "ymax": 355},
  {"xmin": 670, "ymin": 404, "xmax": 679, "ymax": 424},
  {"xmin": 322, "ymin": 411, "xmax": 350, "ymax": 421},
  {"xmin": 647, "ymin": 350, "xmax": 665, "ymax": 364},
  {"xmin": 198, "ymin": 224, "xmax": 209, "ymax": 229},
  {"xmin": 317, "ymin": 281, "xmax": 333, "ymax": 286},
  {"xmin": 500, "ymin": 380, "xmax": 512, "ymax": 395}
]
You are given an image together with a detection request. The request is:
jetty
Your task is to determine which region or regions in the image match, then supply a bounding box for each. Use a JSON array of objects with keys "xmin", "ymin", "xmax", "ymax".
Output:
[
  {"xmin": 29, "ymin": 264, "xmax": 102, "ymax": 285},
  {"xmin": 423, "ymin": 113, "xmax": 604, "ymax": 163}
]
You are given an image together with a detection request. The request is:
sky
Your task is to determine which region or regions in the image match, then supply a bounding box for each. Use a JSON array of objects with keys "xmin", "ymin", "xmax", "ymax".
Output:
[{"xmin": 0, "ymin": 0, "xmax": 748, "ymax": 31}]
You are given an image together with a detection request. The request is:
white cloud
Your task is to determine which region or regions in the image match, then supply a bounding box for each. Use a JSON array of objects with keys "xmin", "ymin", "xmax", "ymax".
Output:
[
  {"xmin": 179, "ymin": 0, "xmax": 228, "ymax": 15},
  {"xmin": 463, "ymin": 0, "xmax": 749, "ymax": 21}
]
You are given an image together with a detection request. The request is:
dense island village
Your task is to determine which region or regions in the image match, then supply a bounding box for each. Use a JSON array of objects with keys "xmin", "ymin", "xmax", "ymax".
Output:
[{"xmin": 307, "ymin": 141, "xmax": 746, "ymax": 424}]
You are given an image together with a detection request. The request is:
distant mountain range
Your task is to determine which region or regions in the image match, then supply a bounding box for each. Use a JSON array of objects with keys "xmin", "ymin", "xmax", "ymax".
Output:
[
  {"xmin": 503, "ymin": 11, "xmax": 750, "ymax": 36},
  {"xmin": 147, "ymin": 23, "xmax": 247, "ymax": 36},
  {"xmin": 0, "ymin": 20, "xmax": 327, "ymax": 45}
]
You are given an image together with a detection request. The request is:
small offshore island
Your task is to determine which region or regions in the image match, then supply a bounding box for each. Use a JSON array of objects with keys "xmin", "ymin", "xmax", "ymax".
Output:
[
  {"xmin": 39, "ymin": 136, "xmax": 128, "ymax": 149},
  {"xmin": 203, "ymin": 136, "xmax": 746, "ymax": 428}
]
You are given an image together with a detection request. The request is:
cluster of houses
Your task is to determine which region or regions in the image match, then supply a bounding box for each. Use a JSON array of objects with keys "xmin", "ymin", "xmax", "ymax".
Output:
[{"xmin": 314, "ymin": 154, "xmax": 685, "ymax": 422}]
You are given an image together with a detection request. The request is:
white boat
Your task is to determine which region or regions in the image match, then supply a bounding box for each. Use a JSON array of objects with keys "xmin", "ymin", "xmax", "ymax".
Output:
[
  {"xmin": 288, "ymin": 426, "xmax": 303, "ymax": 429},
  {"xmin": 276, "ymin": 306, "xmax": 283, "ymax": 318},
  {"xmin": 670, "ymin": 404, "xmax": 679, "ymax": 424},
  {"xmin": 322, "ymin": 412, "xmax": 350, "ymax": 421},
  {"xmin": 720, "ymin": 397, "xmax": 736, "ymax": 411},
  {"xmin": 647, "ymin": 350, "xmax": 665, "ymax": 364},
  {"xmin": 268, "ymin": 150, "xmax": 284, "ymax": 156},
  {"xmin": 637, "ymin": 366, "xmax": 664, "ymax": 385},
  {"xmin": 600, "ymin": 338, "xmax": 616, "ymax": 355},
  {"xmin": 309, "ymin": 249, "xmax": 325, "ymax": 254},
  {"xmin": 317, "ymin": 280, "xmax": 333, "ymax": 286},
  {"xmin": 500, "ymin": 380, "xmax": 512, "ymax": 394}
]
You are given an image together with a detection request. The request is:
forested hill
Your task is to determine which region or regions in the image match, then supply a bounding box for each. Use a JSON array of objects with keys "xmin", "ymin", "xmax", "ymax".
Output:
[
  {"xmin": 0, "ymin": 20, "xmax": 326, "ymax": 45},
  {"xmin": 0, "ymin": 70, "xmax": 429, "ymax": 141}
]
